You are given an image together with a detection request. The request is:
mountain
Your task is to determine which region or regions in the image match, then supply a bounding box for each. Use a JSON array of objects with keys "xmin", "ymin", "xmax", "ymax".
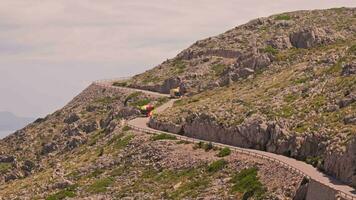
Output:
[
  {"xmin": 0, "ymin": 7, "xmax": 355, "ymax": 200},
  {"xmin": 122, "ymin": 7, "xmax": 356, "ymax": 187},
  {"xmin": 0, "ymin": 111, "xmax": 34, "ymax": 131}
]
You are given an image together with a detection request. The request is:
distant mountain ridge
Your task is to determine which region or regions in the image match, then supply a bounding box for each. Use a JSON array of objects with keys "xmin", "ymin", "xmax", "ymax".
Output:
[{"xmin": 0, "ymin": 111, "xmax": 34, "ymax": 131}]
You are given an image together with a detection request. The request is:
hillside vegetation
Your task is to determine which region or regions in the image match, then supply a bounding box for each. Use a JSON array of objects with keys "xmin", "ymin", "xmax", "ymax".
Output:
[
  {"xmin": 124, "ymin": 8, "xmax": 356, "ymax": 187},
  {"xmin": 0, "ymin": 84, "xmax": 302, "ymax": 199}
]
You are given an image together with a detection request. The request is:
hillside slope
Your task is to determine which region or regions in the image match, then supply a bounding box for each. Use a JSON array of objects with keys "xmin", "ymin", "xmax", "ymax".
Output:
[
  {"xmin": 114, "ymin": 8, "xmax": 356, "ymax": 187},
  {"xmin": 0, "ymin": 83, "xmax": 303, "ymax": 199}
]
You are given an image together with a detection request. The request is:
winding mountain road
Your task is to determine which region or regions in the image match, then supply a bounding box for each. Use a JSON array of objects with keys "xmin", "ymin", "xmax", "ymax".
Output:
[{"xmin": 94, "ymin": 79, "xmax": 356, "ymax": 200}]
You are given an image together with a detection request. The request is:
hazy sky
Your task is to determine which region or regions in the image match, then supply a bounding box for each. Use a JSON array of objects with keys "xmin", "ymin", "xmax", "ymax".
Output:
[{"xmin": 0, "ymin": 1, "xmax": 355, "ymax": 118}]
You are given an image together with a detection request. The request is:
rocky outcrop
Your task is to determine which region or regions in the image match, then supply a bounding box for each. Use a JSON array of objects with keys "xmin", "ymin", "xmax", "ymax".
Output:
[
  {"xmin": 293, "ymin": 177, "xmax": 310, "ymax": 200},
  {"xmin": 290, "ymin": 27, "xmax": 339, "ymax": 49},
  {"xmin": 338, "ymin": 92, "xmax": 356, "ymax": 108},
  {"xmin": 148, "ymin": 118, "xmax": 183, "ymax": 134},
  {"xmin": 324, "ymin": 137, "xmax": 356, "ymax": 187},
  {"xmin": 78, "ymin": 120, "xmax": 98, "ymax": 133},
  {"xmin": 218, "ymin": 52, "xmax": 272, "ymax": 86},
  {"xmin": 267, "ymin": 36, "xmax": 292, "ymax": 50},
  {"xmin": 41, "ymin": 142, "xmax": 58, "ymax": 155},
  {"xmin": 341, "ymin": 62, "xmax": 356, "ymax": 76},
  {"xmin": 0, "ymin": 155, "xmax": 15, "ymax": 163},
  {"xmin": 63, "ymin": 113, "xmax": 80, "ymax": 124},
  {"xmin": 149, "ymin": 114, "xmax": 356, "ymax": 185}
]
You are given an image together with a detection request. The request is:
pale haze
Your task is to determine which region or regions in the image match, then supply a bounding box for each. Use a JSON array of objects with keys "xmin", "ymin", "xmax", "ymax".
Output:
[{"xmin": 1, "ymin": 0, "xmax": 355, "ymax": 119}]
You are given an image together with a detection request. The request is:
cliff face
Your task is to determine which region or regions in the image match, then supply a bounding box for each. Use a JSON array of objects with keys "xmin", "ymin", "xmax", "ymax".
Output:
[{"xmin": 141, "ymin": 8, "xmax": 356, "ymax": 187}]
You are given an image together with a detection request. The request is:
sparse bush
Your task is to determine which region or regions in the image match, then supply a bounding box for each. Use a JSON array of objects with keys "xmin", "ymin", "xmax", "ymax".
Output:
[
  {"xmin": 87, "ymin": 177, "xmax": 114, "ymax": 193},
  {"xmin": 0, "ymin": 163, "xmax": 12, "ymax": 173},
  {"xmin": 263, "ymin": 45, "xmax": 278, "ymax": 55},
  {"xmin": 193, "ymin": 141, "xmax": 214, "ymax": 151},
  {"xmin": 211, "ymin": 63, "xmax": 227, "ymax": 76},
  {"xmin": 114, "ymin": 135, "xmax": 134, "ymax": 149},
  {"xmin": 112, "ymin": 81, "xmax": 128, "ymax": 87},
  {"xmin": 207, "ymin": 159, "xmax": 227, "ymax": 172},
  {"xmin": 151, "ymin": 133, "xmax": 177, "ymax": 141},
  {"xmin": 46, "ymin": 185, "xmax": 77, "ymax": 200},
  {"xmin": 274, "ymin": 14, "xmax": 291, "ymax": 20},
  {"xmin": 122, "ymin": 125, "xmax": 131, "ymax": 132},
  {"xmin": 217, "ymin": 147, "xmax": 231, "ymax": 157},
  {"xmin": 231, "ymin": 168, "xmax": 266, "ymax": 199}
]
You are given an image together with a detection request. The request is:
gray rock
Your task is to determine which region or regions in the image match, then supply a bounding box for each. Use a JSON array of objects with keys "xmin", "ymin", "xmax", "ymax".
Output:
[
  {"xmin": 62, "ymin": 125, "xmax": 81, "ymax": 137},
  {"xmin": 290, "ymin": 27, "xmax": 331, "ymax": 48},
  {"xmin": 341, "ymin": 63, "xmax": 356, "ymax": 76},
  {"xmin": 267, "ymin": 36, "xmax": 292, "ymax": 50},
  {"xmin": 0, "ymin": 155, "xmax": 15, "ymax": 163},
  {"xmin": 41, "ymin": 142, "xmax": 58, "ymax": 155},
  {"xmin": 338, "ymin": 93, "xmax": 356, "ymax": 108},
  {"xmin": 117, "ymin": 107, "xmax": 141, "ymax": 119},
  {"xmin": 64, "ymin": 113, "xmax": 80, "ymax": 124},
  {"xmin": 344, "ymin": 115, "xmax": 356, "ymax": 125},
  {"xmin": 21, "ymin": 160, "xmax": 36, "ymax": 173},
  {"xmin": 79, "ymin": 120, "xmax": 98, "ymax": 133},
  {"xmin": 65, "ymin": 137, "xmax": 86, "ymax": 150}
]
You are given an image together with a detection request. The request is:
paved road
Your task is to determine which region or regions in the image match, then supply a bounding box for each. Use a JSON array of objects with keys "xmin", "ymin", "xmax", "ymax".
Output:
[{"xmin": 96, "ymin": 79, "xmax": 356, "ymax": 199}]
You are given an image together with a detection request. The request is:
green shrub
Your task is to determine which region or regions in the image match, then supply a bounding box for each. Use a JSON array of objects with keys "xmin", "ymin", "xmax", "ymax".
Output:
[
  {"xmin": 207, "ymin": 159, "xmax": 227, "ymax": 172},
  {"xmin": 0, "ymin": 163, "xmax": 12, "ymax": 173},
  {"xmin": 122, "ymin": 125, "xmax": 131, "ymax": 132},
  {"xmin": 87, "ymin": 177, "xmax": 114, "ymax": 193},
  {"xmin": 170, "ymin": 177, "xmax": 210, "ymax": 199},
  {"xmin": 131, "ymin": 98, "xmax": 151, "ymax": 107},
  {"xmin": 46, "ymin": 185, "xmax": 77, "ymax": 200},
  {"xmin": 151, "ymin": 133, "xmax": 177, "ymax": 141},
  {"xmin": 172, "ymin": 59, "xmax": 186, "ymax": 74},
  {"xmin": 112, "ymin": 81, "xmax": 128, "ymax": 87},
  {"xmin": 114, "ymin": 135, "xmax": 135, "ymax": 149},
  {"xmin": 306, "ymin": 156, "xmax": 324, "ymax": 169},
  {"xmin": 274, "ymin": 14, "xmax": 291, "ymax": 20},
  {"xmin": 263, "ymin": 45, "xmax": 278, "ymax": 55},
  {"xmin": 211, "ymin": 64, "xmax": 227, "ymax": 76},
  {"xmin": 193, "ymin": 141, "xmax": 214, "ymax": 152},
  {"xmin": 217, "ymin": 147, "xmax": 231, "ymax": 157},
  {"xmin": 348, "ymin": 44, "xmax": 356, "ymax": 54},
  {"xmin": 231, "ymin": 168, "xmax": 266, "ymax": 199}
]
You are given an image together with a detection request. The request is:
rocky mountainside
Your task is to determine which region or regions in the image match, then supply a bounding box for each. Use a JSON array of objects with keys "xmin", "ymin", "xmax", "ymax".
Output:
[
  {"xmin": 0, "ymin": 83, "xmax": 303, "ymax": 199},
  {"xmin": 117, "ymin": 8, "xmax": 356, "ymax": 187},
  {"xmin": 0, "ymin": 7, "xmax": 355, "ymax": 200}
]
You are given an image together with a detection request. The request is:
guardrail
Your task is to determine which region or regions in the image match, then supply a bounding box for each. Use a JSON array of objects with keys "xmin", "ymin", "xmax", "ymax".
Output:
[{"xmin": 127, "ymin": 123, "xmax": 356, "ymax": 200}]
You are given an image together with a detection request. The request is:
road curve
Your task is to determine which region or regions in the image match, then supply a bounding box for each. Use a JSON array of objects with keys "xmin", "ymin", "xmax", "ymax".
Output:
[{"xmin": 95, "ymin": 79, "xmax": 356, "ymax": 200}]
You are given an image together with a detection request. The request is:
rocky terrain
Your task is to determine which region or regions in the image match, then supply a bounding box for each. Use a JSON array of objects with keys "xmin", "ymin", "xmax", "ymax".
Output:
[
  {"xmin": 0, "ymin": 83, "xmax": 303, "ymax": 199},
  {"xmin": 113, "ymin": 8, "xmax": 356, "ymax": 187}
]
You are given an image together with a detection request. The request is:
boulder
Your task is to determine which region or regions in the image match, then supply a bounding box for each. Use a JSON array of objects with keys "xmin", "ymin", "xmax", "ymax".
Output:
[
  {"xmin": 290, "ymin": 27, "xmax": 335, "ymax": 48},
  {"xmin": 21, "ymin": 160, "xmax": 36, "ymax": 173},
  {"xmin": 65, "ymin": 137, "xmax": 86, "ymax": 150},
  {"xmin": 117, "ymin": 107, "xmax": 141, "ymax": 119},
  {"xmin": 41, "ymin": 142, "xmax": 58, "ymax": 155},
  {"xmin": 63, "ymin": 113, "xmax": 80, "ymax": 124},
  {"xmin": 338, "ymin": 93, "xmax": 356, "ymax": 108},
  {"xmin": 62, "ymin": 125, "xmax": 81, "ymax": 137},
  {"xmin": 78, "ymin": 120, "xmax": 98, "ymax": 134},
  {"xmin": 0, "ymin": 155, "xmax": 15, "ymax": 163},
  {"xmin": 267, "ymin": 36, "xmax": 292, "ymax": 49},
  {"xmin": 344, "ymin": 115, "xmax": 356, "ymax": 125},
  {"xmin": 341, "ymin": 62, "xmax": 356, "ymax": 76}
]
